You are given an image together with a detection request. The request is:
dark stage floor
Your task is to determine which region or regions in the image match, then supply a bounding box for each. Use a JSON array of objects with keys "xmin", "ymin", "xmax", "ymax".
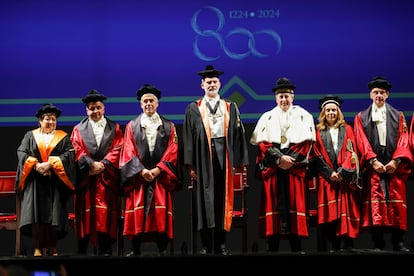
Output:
[{"xmin": 0, "ymin": 250, "xmax": 413, "ymax": 275}]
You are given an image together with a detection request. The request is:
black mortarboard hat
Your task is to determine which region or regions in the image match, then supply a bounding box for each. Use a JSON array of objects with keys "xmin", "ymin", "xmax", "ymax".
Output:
[
  {"xmin": 82, "ymin": 89, "xmax": 107, "ymax": 104},
  {"xmin": 197, "ymin": 65, "xmax": 224, "ymax": 79},
  {"xmin": 272, "ymin": 77, "xmax": 296, "ymax": 93},
  {"xmin": 319, "ymin": 94, "xmax": 343, "ymax": 109},
  {"xmin": 35, "ymin": 103, "xmax": 62, "ymax": 118},
  {"xmin": 368, "ymin": 76, "xmax": 392, "ymax": 91},
  {"xmin": 136, "ymin": 84, "xmax": 162, "ymax": 101}
]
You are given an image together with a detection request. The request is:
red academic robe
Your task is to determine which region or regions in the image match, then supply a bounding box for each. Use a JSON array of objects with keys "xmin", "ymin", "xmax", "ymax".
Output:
[
  {"xmin": 354, "ymin": 104, "xmax": 412, "ymax": 231},
  {"xmin": 70, "ymin": 118, "xmax": 123, "ymax": 245},
  {"xmin": 255, "ymin": 141, "xmax": 313, "ymax": 238},
  {"xmin": 314, "ymin": 124, "xmax": 360, "ymax": 238},
  {"xmin": 119, "ymin": 115, "xmax": 180, "ymax": 241},
  {"xmin": 410, "ymin": 113, "xmax": 414, "ymax": 156}
]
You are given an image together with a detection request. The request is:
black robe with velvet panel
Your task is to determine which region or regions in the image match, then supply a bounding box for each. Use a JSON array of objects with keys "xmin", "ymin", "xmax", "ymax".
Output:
[
  {"xmin": 16, "ymin": 128, "xmax": 76, "ymax": 240},
  {"xmin": 182, "ymin": 98, "xmax": 249, "ymax": 232}
]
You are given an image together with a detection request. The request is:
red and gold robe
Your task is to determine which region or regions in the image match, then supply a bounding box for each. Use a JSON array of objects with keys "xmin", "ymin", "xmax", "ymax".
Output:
[
  {"xmin": 314, "ymin": 124, "xmax": 360, "ymax": 238},
  {"xmin": 70, "ymin": 117, "xmax": 123, "ymax": 245},
  {"xmin": 250, "ymin": 105, "xmax": 316, "ymax": 238},
  {"xmin": 354, "ymin": 104, "xmax": 412, "ymax": 231},
  {"xmin": 410, "ymin": 112, "xmax": 414, "ymax": 156},
  {"xmin": 119, "ymin": 115, "xmax": 180, "ymax": 241}
]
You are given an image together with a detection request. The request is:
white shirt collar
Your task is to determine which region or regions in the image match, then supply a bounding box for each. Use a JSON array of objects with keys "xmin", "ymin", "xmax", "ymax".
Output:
[
  {"xmin": 90, "ymin": 117, "xmax": 106, "ymax": 128},
  {"xmin": 372, "ymin": 104, "xmax": 386, "ymax": 122},
  {"xmin": 141, "ymin": 112, "xmax": 162, "ymax": 128},
  {"xmin": 204, "ymin": 95, "xmax": 220, "ymax": 104}
]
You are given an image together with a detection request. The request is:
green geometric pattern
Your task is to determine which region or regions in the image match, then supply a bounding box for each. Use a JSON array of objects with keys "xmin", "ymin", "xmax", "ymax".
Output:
[{"xmin": 0, "ymin": 75, "xmax": 413, "ymax": 124}]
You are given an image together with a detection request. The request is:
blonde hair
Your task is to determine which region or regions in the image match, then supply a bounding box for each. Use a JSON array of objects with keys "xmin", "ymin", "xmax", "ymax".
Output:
[{"xmin": 316, "ymin": 105, "xmax": 345, "ymax": 130}]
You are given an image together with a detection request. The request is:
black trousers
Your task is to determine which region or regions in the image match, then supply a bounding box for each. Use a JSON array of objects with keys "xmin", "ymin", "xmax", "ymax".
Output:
[
  {"xmin": 372, "ymin": 226, "xmax": 405, "ymax": 250},
  {"xmin": 267, "ymin": 234, "xmax": 302, "ymax": 252},
  {"xmin": 200, "ymin": 228, "xmax": 226, "ymax": 253}
]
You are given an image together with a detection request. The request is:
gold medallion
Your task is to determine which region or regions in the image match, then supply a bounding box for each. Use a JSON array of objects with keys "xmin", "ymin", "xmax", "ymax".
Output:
[{"xmin": 281, "ymin": 136, "xmax": 287, "ymax": 144}]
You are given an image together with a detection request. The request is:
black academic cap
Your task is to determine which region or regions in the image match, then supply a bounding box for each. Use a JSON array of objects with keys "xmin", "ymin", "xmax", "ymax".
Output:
[
  {"xmin": 136, "ymin": 84, "xmax": 162, "ymax": 101},
  {"xmin": 35, "ymin": 103, "xmax": 62, "ymax": 118}
]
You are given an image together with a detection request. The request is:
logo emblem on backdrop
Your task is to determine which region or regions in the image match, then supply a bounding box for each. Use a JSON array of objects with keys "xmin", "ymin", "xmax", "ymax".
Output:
[{"xmin": 192, "ymin": 6, "xmax": 282, "ymax": 61}]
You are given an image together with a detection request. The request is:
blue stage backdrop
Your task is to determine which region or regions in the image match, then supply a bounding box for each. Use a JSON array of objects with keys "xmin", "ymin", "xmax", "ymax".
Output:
[{"xmin": 1, "ymin": 0, "xmax": 413, "ymax": 126}]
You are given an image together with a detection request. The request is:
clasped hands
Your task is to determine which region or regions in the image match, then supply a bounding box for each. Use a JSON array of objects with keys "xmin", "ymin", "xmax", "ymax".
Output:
[
  {"xmin": 372, "ymin": 159, "xmax": 399, "ymax": 174},
  {"xmin": 89, "ymin": 161, "xmax": 105, "ymax": 176},
  {"xmin": 35, "ymin": 162, "xmax": 52, "ymax": 176},
  {"xmin": 329, "ymin": 171, "xmax": 343, "ymax": 182},
  {"xmin": 277, "ymin": 155, "xmax": 295, "ymax": 170},
  {"xmin": 140, "ymin": 167, "xmax": 161, "ymax": 182}
]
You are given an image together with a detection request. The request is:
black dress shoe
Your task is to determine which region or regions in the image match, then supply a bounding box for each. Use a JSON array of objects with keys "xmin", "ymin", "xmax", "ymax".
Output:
[
  {"xmin": 218, "ymin": 248, "xmax": 231, "ymax": 256},
  {"xmin": 99, "ymin": 248, "xmax": 112, "ymax": 257},
  {"xmin": 394, "ymin": 243, "xmax": 410, "ymax": 253},
  {"xmin": 215, "ymin": 245, "xmax": 231, "ymax": 256},
  {"xmin": 101, "ymin": 251, "xmax": 112, "ymax": 257},
  {"xmin": 158, "ymin": 250, "xmax": 168, "ymax": 256},
  {"xmin": 199, "ymin": 247, "xmax": 211, "ymax": 255},
  {"xmin": 126, "ymin": 250, "xmax": 141, "ymax": 257}
]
